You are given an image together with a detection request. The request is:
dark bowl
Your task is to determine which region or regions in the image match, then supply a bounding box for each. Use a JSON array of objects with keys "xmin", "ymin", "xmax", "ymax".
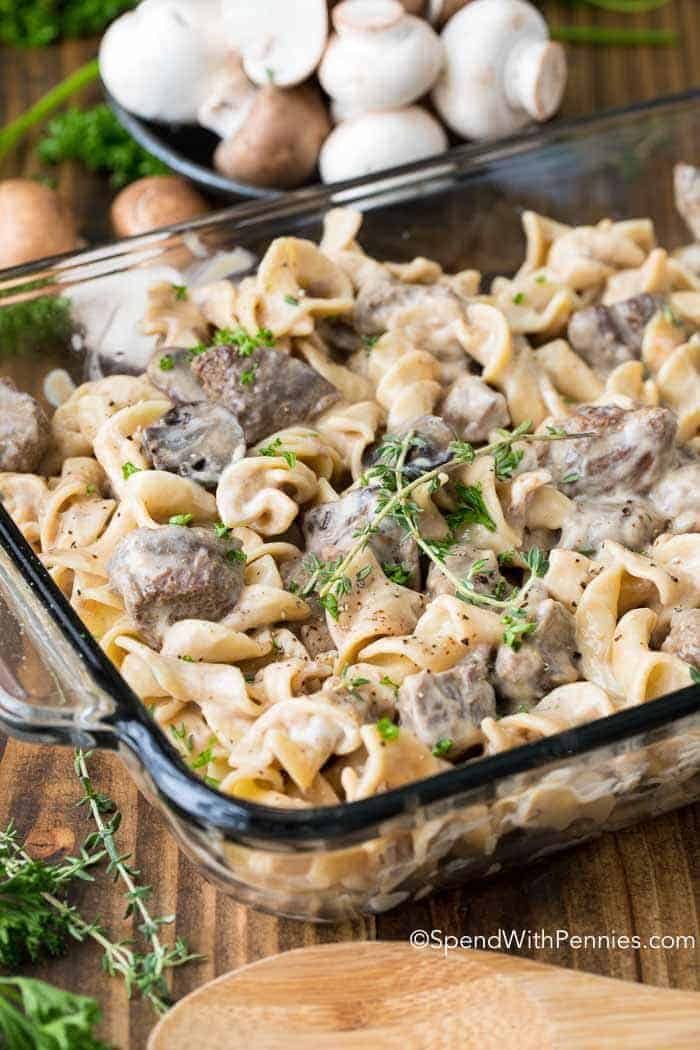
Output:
[{"xmin": 107, "ymin": 92, "xmax": 283, "ymax": 201}]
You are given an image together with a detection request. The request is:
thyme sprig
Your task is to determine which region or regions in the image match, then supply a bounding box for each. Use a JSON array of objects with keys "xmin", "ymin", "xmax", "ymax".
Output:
[
  {"xmin": 315, "ymin": 421, "xmax": 575, "ymax": 620},
  {"xmin": 0, "ymin": 751, "xmax": 199, "ymax": 1016}
]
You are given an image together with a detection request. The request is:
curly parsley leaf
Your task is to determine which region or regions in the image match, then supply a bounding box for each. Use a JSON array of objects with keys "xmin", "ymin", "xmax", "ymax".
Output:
[{"xmin": 39, "ymin": 104, "xmax": 169, "ymax": 188}]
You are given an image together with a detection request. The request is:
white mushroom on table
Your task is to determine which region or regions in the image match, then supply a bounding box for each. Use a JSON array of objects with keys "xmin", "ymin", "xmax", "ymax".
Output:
[{"xmin": 98, "ymin": 0, "xmax": 568, "ymax": 190}]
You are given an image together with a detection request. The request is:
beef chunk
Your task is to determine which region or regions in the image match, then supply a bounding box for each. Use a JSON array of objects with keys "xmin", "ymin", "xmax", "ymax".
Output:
[
  {"xmin": 108, "ymin": 525, "xmax": 244, "ymax": 647},
  {"xmin": 147, "ymin": 347, "xmax": 207, "ymax": 404},
  {"xmin": 354, "ymin": 277, "xmax": 459, "ymax": 336},
  {"xmin": 0, "ymin": 379, "xmax": 49, "ymax": 473},
  {"xmin": 559, "ymin": 497, "xmax": 665, "ymax": 554},
  {"xmin": 397, "ymin": 647, "xmax": 496, "ymax": 757},
  {"xmin": 280, "ymin": 556, "xmax": 335, "ymax": 656},
  {"xmin": 662, "ymin": 608, "xmax": 700, "ymax": 668},
  {"xmin": 567, "ymin": 294, "xmax": 662, "ymax": 374},
  {"xmin": 440, "ymin": 375, "xmax": 510, "ymax": 443},
  {"xmin": 142, "ymin": 402, "xmax": 245, "ymax": 490},
  {"xmin": 303, "ymin": 487, "xmax": 419, "ymax": 588},
  {"xmin": 192, "ymin": 345, "xmax": 338, "ymax": 444},
  {"xmin": 493, "ymin": 595, "xmax": 579, "ymax": 707},
  {"xmin": 675, "ymin": 163, "xmax": 700, "ymax": 240},
  {"xmin": 651, "ymin": 462, "xmax": 700, "ymax": 534},
  {"xmin": 541, "ymin": 404, "xmax": 677, "ymax": 497},
  {"xmin": 426, "ymin": 544, "xmax": 504, "ymax": 601}
]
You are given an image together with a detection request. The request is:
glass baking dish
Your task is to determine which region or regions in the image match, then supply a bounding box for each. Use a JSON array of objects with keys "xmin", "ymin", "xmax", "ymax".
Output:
[{"xmin": 2, "ymin": 90, "xmax": 700, "ymax": 922}]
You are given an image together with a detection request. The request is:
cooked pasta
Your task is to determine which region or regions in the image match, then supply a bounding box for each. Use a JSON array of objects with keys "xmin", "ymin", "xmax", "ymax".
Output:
[{"xmin": 5, "ymin": 169, "xmax": 700, "ymax": 814}]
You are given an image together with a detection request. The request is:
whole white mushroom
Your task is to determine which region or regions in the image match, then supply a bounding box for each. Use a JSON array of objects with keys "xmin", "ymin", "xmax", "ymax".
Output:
[
  {"xmin": 319, "ymin": 106, "xmax": 447, "ymax": 183},
  {"xmin": 221, "ymin": 0, "xmax": 328, "ymax": 88},
  {"xmin": 432, "ymin": 0, "xmax": 567, "ymax": 140},
  {"xmin": 100, "ymin": 0, "xmax": 228, "ymax": 124},
  {"xmin": 319, "ymin": 0, "xmax": 443, "ymax": 116}
]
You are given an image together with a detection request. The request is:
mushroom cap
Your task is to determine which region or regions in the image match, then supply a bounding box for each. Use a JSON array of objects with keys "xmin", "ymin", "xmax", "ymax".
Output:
[
  {"xmin": 197, "ymin": 55, "xmax": 258, "ymax": 140},
  {"xmin": 110, "ymin": 176, "xmax": 209, "ymax": 238},
  {"xmin": 427, "ymin": 0, "xmax": 471, "ymax": 26},
  {"xmin": 432, "ymin": 0, "xmax": 566, "ymax": 140},
  {"xmin": 0, "ymin": 179, "xmax": 79, "ymax": 268},
  {"xmin": 221, "ymin": 0, "xmax": 328, "ymax": 88},
  {"xmin": 99, "ymin": 0, "xmax": 228, "ymax": 124},
  {"xmin": 319, "ymin": 0, "xmax": 444, "ymax": 113},
  {"xmin": 214, "ymin": 85, "xmax": 330, "ymax": 189},
  {"xmin": 319, "ymin": 106, "xmax": 448, "ymax": 183}
]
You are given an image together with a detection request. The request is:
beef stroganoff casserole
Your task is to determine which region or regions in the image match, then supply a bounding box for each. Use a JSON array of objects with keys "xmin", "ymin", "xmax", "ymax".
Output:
[{"xmin": 3, "ymin": 163, "xmax": 700, "ymax": 825}]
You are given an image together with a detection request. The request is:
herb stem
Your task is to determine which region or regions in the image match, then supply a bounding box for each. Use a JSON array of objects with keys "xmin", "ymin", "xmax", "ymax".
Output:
[
  {"xmin": 551, "ymin": 25, "xmax": 677, "ymax": 45},
  {"xmin": 318, "ymin": 424, "xmax": 573, "ymax": 603},
  {"xmin": 0, "ymin": 58, "xmax": 100, "ymax": 162}
]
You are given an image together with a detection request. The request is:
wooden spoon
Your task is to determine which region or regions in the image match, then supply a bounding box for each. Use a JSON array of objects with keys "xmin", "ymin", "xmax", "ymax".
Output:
[{"xmin": 148, "ymin": 941, "xmax": 700, "ymax": 1049}]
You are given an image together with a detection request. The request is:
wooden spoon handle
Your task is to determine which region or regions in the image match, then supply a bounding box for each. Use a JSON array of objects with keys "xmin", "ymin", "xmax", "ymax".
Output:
[{"xmin": 149, "ymin": 942, "xmax": 700, "ymax": 1050}]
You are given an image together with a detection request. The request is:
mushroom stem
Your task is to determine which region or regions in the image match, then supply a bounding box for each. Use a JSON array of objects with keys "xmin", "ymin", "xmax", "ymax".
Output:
[
  {"xmin": 0, "ymin": 58, "xmax": 99, "ymax": 162},
  {"xmin": 504, "ymin": 37, "xmax": 566, "ymax": 121}
]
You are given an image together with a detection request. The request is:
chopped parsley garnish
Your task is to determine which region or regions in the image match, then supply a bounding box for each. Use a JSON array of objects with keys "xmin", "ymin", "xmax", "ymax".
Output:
[
  {"xmin": 172, "ymin": 284, "xmax": 188, "ymax": 301},
  {"xmin": 535, "ymin": 274, "xmax": 547, "ymax": 284},
  {"xmin": 690, "ymin": 667, "xmax": 700, "ymax": 685},
  {"xmin": 179, "ymin": 655, "xmax": 195, "ymax": 663},
  {"xmin": 168, "ymin": 513, "xmax": 193, "ymax": 527},
  {"xmin": 170, "ymin": 722, "xmax": 193, "ymax": 752},
  {"xmin": 85, "ymin": 483, "xmax": 96, "ymax": 495},
  {"xmin": 260, "ymin": 437, "xmax": 297, "ymax": 468},
  {"xmin": 512, "ymin": 291, "xmax": 526, "ymax": 305},
  {"xmin": 446, "ymin": 481, "xmax": 496, "ymax": 533},
  {"xmin": 432, "ymin": 738, "xmax": 452, "ymax": 758},
  {"xmin": 561, "ymin": 472, "xmax": 580, "ymax": 485},
  {"xmin": 516, "ymin": 704, "xmax": 531, "ymax": 714},
  {"xmin": 240, "ymin": 366, "xmax": 257, "ymax": 386},
  {"xmin": 380, "ymin": 675, "xmax": 400, "ymax": 695},
  {"xmin": 284, "ymin": 294, "xmax": 300, "ymax": 306},
  {"xmin": 362, "ymin": 334, "xmax": 380, "ymax": 348},
  {"xmin": 190, "ymin": 736, "xmax": 217, "ymax": 770},
  {"xmin": 121, "ymin": 461, "xmax": 141, "ymax": 480},
  {"xmin": 376, "ymin": 717, "xmax": 399, "ymax": 741},
  {"xmin": 159, "ymin": 354, "xmax": 174, "ymax": 371},
  {"xmin": 381, "ymin": 562, "xmax": 413, "ymax": 586},
  {"xmin": 214, "ymin": 522, "xmax": 231, "ymax": 539},
  {"xmin": 226, "ymin": 547, "xmax": 247, "ymax": 565},
  {"xmin": 662, "ymin": 304, "xmax": 680, "ymax": 326}
]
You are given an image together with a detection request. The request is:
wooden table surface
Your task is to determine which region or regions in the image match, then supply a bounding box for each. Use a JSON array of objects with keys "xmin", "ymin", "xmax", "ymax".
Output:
[{"xmin": 1, "ymin": 4, "xmax": 700, "ymax": 1047}]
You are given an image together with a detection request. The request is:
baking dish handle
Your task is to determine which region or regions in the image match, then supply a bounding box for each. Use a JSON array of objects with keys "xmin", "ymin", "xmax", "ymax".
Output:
[{"xmin": 0, "ymin": 510, "xmax": 124, "ymax": 749}]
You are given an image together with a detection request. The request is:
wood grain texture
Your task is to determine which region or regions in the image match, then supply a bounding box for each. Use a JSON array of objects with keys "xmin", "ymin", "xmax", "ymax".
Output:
[
  {"xmin": 147, "ymin": 942, "xmax": 700, "ymax": 1050},
  {"xmin": 1, "ymin": 6, "xmax": 700, "ymax": 1048}
]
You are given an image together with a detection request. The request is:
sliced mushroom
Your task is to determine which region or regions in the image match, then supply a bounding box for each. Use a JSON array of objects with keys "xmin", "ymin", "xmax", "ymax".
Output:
[
  {"xmin": 303, "ymin": 487, "xmax": 420, "ymax": 588},
  {"xmin": 559, "ymin": 497, "xmax": 665, "ymax": 554},
  {"xmin": 142, "ymin": 402, "xmax": 246, "ymax": 489},
  {"xmin": 146, "ymin": 347, "xmax": 207, "ymax": 404}
]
